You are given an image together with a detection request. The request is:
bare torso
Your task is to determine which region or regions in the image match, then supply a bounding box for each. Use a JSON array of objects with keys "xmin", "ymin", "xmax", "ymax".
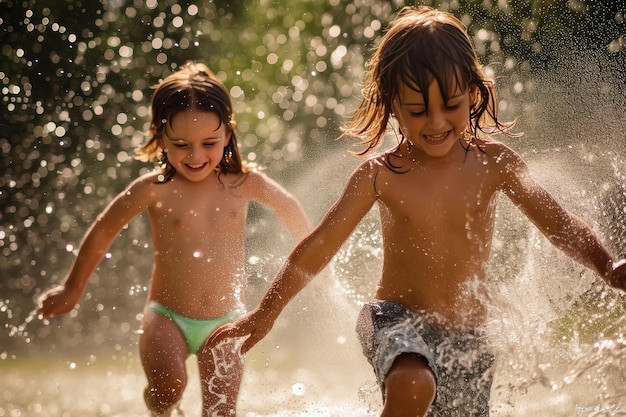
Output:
[
  {"xmin": 372, "ymin": 140, "xmax": 503, "ymax": 327},
  {"xmin": 144, "ymin": 173, "xmax": 251, "ymax": 318},
  {"xmin": 206, "ymin": 135, "xmax": 621, "ymax": 352}
]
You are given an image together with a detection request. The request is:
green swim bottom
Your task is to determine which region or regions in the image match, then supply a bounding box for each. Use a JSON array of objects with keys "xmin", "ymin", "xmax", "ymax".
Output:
[{"xmin": 147, "ymin": 301, "xmax": 238, "ymax": 354}]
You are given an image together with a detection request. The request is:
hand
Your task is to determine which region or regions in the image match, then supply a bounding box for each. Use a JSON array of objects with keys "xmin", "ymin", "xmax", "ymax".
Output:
[
  {"xmin": 606, "ymin": 259, "xmax": 626, "ymax": 292},
  {"xmin": 37, "ymin": 285, "xmax": 80, "ymax": 318},
  {"xmin": 205, "ymin": 309, "xmax": 275, "ymax": 354}
]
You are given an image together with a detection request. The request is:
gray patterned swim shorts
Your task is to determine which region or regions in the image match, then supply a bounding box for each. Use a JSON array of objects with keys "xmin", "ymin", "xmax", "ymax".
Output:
[{"xmin": 356, "ymin": 300, "xmax": 494, "ymax": 416}]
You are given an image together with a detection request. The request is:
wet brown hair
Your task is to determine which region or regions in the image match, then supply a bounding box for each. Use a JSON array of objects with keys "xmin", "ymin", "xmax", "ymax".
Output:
[
  {"xmin": 342, "ymin": 6, "xmax": 515, "ymax": 155},
  {"xmin": 135, "ymin": 62, "xmax": 246, "ymax": 181}
]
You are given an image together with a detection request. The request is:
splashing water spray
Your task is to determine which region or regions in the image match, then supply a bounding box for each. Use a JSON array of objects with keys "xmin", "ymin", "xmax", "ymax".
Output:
[
  {"xmin": 1, "ymin": 300, "xmax": 39, "ymax": 340},
  {"xmin": 3, "ymin": 3, "xmax": 626, "ymax": 417},
  {"xmin": 205, "ymin": 338, "xmax": 246, "ymax": 417}
]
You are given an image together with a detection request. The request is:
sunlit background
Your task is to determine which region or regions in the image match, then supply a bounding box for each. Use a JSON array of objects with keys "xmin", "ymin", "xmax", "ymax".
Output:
[{"xmin": 2, "ymin": 0, "xmax": 626, "ymax": 416}]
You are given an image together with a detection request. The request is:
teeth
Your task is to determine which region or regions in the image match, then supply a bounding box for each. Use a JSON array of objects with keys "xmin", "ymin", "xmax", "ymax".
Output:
[
  {"xmin": 426, "ymin": 132, "xmax": 447, "ymax": 141},
  {"xmin": 188, "ymin": 163, "xmax": 204, "ymax": 169}
]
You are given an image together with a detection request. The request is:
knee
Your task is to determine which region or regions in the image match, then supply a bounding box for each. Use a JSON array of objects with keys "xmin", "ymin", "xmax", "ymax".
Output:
[
  {"xmin": 383, "ymin": 354, "xmax": 436, "ymax": 417},
  {"xmin": 144, "ymin": 376, "xmax": 186, "ymax": 414}
]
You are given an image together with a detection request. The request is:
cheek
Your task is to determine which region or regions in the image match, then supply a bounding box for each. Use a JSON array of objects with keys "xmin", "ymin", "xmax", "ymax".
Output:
[
  {"xmin": 164, "ymin": 148, "xmax": 186, "ymax": 163},
  {"xmin": 453, "ymin": 107, "xmax": 471, "ymax": 126},
  {"xmin": 214, "ymin": 148, "xmax": 226, "ymax": 159},
  {"xmin": 393, "ymin": 112, "xmax": 410, "ymax": 132},
  {"xmin": 398, "ymin": 115, "xmax": 423, "ymax": 134}
]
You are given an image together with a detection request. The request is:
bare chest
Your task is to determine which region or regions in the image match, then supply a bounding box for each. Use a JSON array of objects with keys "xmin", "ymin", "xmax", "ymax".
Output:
[
  {"xmin": 148, "ymin": 183, "xmax": 249, "ymax": 240},
  {"xmin": 379, "ymin": 162, "xmax": 496, "ymax": 225}
]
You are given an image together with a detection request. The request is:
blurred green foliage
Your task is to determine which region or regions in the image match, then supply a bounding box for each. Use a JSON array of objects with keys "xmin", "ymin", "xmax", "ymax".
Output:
[{"xmin": 0, "ymin": 0, "xmax": 624, "ymax": 353}]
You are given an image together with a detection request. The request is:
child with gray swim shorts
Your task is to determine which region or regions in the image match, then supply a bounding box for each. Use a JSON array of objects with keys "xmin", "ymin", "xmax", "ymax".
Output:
[{"xmin": 209, "ymin": 6, "xmax": 626, "ymax": 416}]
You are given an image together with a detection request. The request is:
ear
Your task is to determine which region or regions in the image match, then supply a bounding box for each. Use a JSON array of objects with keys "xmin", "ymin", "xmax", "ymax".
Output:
[{"xmin": 224, "ymin": 119, "xmax": 236, "ymax": 145}]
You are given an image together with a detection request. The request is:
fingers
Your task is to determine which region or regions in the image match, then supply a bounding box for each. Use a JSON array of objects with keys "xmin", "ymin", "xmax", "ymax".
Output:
[
  {"xmin": 608, "ymin": 260, "xmax": 626, "ymax": 292},
  {"xmin": 37, "ymin": 299, "xmax": 54, "ymax": 318},
  {"xmin": 207, "ymin": 323, "xmax": 239, "ymax": 347},
  {"xmin": 37, "ymin": 287, "xmax": 68, "ymax": 318},
  {"xmin": 37, "ymin": 304, "xmax": 59, "ymax": 318},
  {"xmin": 37, "ymin": 295, "xmax": 74, "ymax": 318},
  {"xmin": 241, "ymin": 333, "xmax": 262, "ymax": 354},
  {"xmin": 205, "ymin": 319, "xmax": 265, "ymax": 354}
]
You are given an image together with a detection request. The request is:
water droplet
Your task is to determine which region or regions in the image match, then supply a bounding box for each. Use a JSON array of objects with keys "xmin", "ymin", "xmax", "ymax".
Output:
[{"xmin": 291, "ymin": 383, "xmax": 306, "ymax": 396}]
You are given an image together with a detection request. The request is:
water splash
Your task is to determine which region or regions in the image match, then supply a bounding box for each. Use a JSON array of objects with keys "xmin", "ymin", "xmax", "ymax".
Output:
[
  {"xmin": 205, "ymin": 338, "xmax": 246, "ymax": 416},
  {"xmin": 484, "ymin": 240, "xmax": 626, "ymax": 415},
  {"xmin": 1, "ymin": 301, "xmax": 38, "ymax": 341},
  {"xmin": 2, "ymin": 1, "xmax": 626, "ymax": 415},
  {"xmin": 560, "ymin": 337, "xmax": 626, "ymax": 416}
]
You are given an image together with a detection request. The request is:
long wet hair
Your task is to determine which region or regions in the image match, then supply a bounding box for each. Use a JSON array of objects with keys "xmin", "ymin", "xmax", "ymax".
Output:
[
  {"xmin": 135, "ymin": 62, "xmax": 246, "ymax": 182},
  {"xmin": 341, "ymin": 6, "xmax": 515, "ymax": 155}
]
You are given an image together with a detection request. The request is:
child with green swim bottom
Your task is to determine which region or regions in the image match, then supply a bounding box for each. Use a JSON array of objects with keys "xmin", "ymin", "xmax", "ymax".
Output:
[{"xmin": 38, "ymin": 62, "xmax": 312, "ymax": 417}]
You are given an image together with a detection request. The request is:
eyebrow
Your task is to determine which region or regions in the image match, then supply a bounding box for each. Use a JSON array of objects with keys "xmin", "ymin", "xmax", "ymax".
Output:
[
  {"xmin": 401, "ymin": 90, "xmax": 465, "ymax": 106},
  {"xmin": 167, "ymin": 135, "xmax": 222, "ymax": 142},
  {"xmin": 401, "ymin": 100, "xmax": 425, "ymax": 106}
]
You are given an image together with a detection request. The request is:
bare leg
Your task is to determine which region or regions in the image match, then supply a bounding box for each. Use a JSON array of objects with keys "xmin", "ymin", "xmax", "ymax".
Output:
[
  {"xmin": 197, "ymin": 338, "xmax": 244, "ymax": 417},
  {"xmin": 140, "ymin": 310, "xmax": 189, "ymax": 416},
  {"xmin": 381, "ymin": 353, "xmax": 436, "ymax": 417}
]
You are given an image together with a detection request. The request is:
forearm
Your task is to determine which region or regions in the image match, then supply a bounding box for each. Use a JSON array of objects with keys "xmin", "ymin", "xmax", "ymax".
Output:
[
  {"xmin": 549, "ymin": 215, "xmax": 613, "ymax": 278},
  {"xmin": 278, "ymin": 198, "xmax": 313, "ymax": 242},
  {"xmin": 62, "ymin": 223, "xmax": 118, "ymax": 292},
  {"xmin": 256, "ymin": 234, "xmax": 334, "ymax": 319},
  {"xmin": 256, "ymin": 259, "xmax": 317, "ymax": 320}
]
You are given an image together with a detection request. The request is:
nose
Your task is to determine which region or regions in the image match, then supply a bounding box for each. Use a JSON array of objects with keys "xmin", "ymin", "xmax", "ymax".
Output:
[
  {"xmin": 427, "ymin": 108, "xmax": 446, "ymax": 130},
  {"xmin": 185, "ymin": 145, "xmax": 203, "ymax": 161}
]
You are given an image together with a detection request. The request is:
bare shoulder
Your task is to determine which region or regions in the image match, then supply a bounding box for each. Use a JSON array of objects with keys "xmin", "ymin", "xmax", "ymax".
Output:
[
  {"xmin": 236, "ymin": 169, "xmax": 268, "ymax": 186},
  {"xmin": 477, "ymin": 140, "xmax": 533, "ymax": 193},
  {"xmin": 356, "ymin": 154, "xmax": 385, "ymax": 176},
  {"xmin": 221, "ymin": 169, "xmax": 290, "ymax": 202},
  {"xmin": 354, "ymin": 149, "xmax": 402, "ymax": 181},
  {"xmin": 90, "ymin": 170, "xmax": 164, "ymax": 219},
  {"xmin": 463, "ymin": 139, "xmax": 527, "ymax": 178},
  {"xmin": 479, "ymin": 140, "xmax": 525, "ymax": 164},
  {"xmin": 118, "ymin": 170, "xmax": 165, "ymax": 204},
  {"xmin": 126, "ymin": 170, "xmax": 162, "ymax": 191},
  {"xmin": 336, "ymin": 155, "xmax": 382, "ymax": 199},
  {"xmin": 226, "ymin": 169, "xmax": 272, "ymax": 191}
]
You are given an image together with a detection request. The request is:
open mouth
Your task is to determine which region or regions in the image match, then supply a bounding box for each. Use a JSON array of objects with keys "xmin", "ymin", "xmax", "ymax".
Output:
[
  {"xmin": 185, "ymin": 162, "xmax": 207, "ymax": 170},
  {"xmin": 423, "ymin": 131, "xmax": 450, "ymax": 145}
]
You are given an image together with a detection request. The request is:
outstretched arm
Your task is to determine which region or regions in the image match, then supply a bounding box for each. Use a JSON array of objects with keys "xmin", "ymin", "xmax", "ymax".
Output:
[
  {"xmin": 207, "ymin": 161, "xmax": 379, "ymax": 353},
  {"xmin": 38, "ymin": 176, "xmax": 153, "ymax": 317},
  {"xmin": 499, "ymin": 146, "xmax": 626, "ymax": 290}
]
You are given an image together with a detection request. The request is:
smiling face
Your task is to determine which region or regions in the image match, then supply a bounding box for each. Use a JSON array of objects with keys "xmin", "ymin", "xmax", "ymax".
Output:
[
  {"xmin": 393, "ymin": 80, "xmax": 476, "ymax": 159},
  {"xmin": 160, "ymin": 109, "xmax": 232, "ymax": 182}
]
